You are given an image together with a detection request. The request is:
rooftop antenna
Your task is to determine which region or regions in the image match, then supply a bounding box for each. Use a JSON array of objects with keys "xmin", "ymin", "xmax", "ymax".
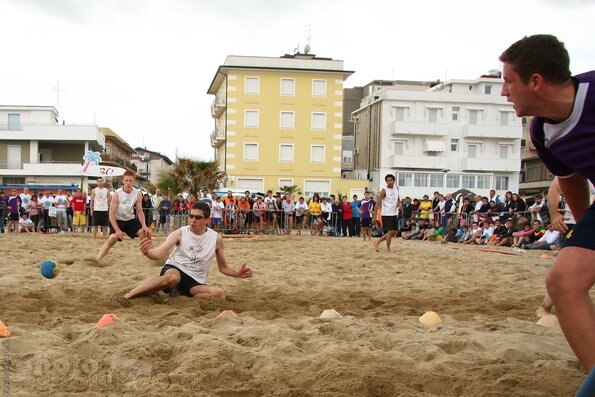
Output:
[
  {"xmin": 303, "ymin": 24, "xmax": 311, "ymax": 54},
  {"xmin": 52, "ymin": 80, "xmax": 67, "ymax": 114}
]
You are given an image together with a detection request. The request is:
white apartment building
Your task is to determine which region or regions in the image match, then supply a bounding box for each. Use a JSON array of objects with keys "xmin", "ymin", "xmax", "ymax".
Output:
[
  {"xmin": 351, "ymin": 72, "xmax": 522, "ymax": 199},
  {"xmin": 0, "ymin": 105, "xmax": 104, "ymax": 190}
]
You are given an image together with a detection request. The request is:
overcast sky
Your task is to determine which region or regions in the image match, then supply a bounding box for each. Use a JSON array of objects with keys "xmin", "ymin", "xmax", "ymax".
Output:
[{"xmin": 1, "ymin": 0, "xmax": 593, "ymax": 162}]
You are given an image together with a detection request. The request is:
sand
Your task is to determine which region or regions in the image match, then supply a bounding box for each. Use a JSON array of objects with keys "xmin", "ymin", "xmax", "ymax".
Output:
[{"xmin": 0, "ymin": 232, "xmax": 589, "ymax": 396}]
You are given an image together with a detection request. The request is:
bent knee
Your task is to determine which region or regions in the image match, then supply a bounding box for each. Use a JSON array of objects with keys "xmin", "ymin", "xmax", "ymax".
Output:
[{"xmin": 161, "ymin": 272, "xmax": 180, "ymax": 288}]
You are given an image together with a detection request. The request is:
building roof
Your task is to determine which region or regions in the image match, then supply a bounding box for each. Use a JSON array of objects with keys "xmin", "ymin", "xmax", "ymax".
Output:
[
  {"xmin": 99, "ymin": 127, "xmax": 136, "ymax": 154},
  {"xmin": 208, "ymin": 54, "xmax": 354, "ymax": 94},
  {"xmin": 134, "ymin": 147, "xmax": 174, "ymax": 165}
]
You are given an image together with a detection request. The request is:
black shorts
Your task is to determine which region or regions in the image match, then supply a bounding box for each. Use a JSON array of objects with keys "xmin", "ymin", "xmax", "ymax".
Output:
[
  {"xmin": 93, "ymin": 211, "xmax": 109, "ymax": 227},
  {"xmin": 295, "ymin": 215, "xmax": 304, "ymax": 224},
  {"xmin": 561, "ymin": 203, "xmax": 595, "ymax": 250},
  {"xmin": 110, "ymin": 218, "xmax": 142, "ymax": 239},
  {"xmin": 160, "ymin": 264, "xmax": 203, "ymax": 297},
  {"xmin": 8, "ymin": 212, "xmax": 19, "ymax": 221},
  {"xmin": 361, "ymin": 218, "xmax": 372, "ymax": 228},
  {"xmin": 382, "ymin": 215, "xmax": 398, "ymax": 232}
]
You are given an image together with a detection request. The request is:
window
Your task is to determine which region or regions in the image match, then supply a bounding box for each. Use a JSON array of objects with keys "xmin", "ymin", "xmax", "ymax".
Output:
[
  {"xmin": 499, "ymin": 145, "xmax": 508, "ymax": 159},
  {"xmin": 462, "ymin": 175, "xmax": 476, "ymax": 189},
  {"xmin": 394, "ymin": 141, "xmax": 404, "ymax": 156},
  {"xmin": 245, "ymin": 110, "xmax": 259, "ymax": 128},
  {"xmin": 3, "ymin": 177, "xmax": 25, "ymax": 185},
  {"xmin": 467, "ymin": 143, "xmax": 479, "ymax": 158},
  {"xmin": 500, "ymin": 111, "xmax": 509, "ymax": 126},
  {"xmin": 414, "ymin": 173, "xmax": 429, "ymax": 187},
  {"xmin": 279, "ymin": 179, "xmax": 293, "ymax": 190},
  {"xmin": 104, "ymin": 145, "xmax": 112, "ymax": 154},
  {"xmin": 484, "ymin": 85, "xmax": 492, "ymax": 94},
  {"xmin": 447, "ymin": 174, "xmax": 460, "ymax": 189},
  {"xmin": 526, "ymin": 166, "xmax": 541, "ymax": 181},
  {"xmin": 281, "ymin": 78, "xmax": 295, "ymax": 96},
  {"xmin": 452, "ymin": 106, "xmax": 460, "ymax": 121},
  {"xmin": 430, "ymin": 174, "xmax": 444, "ymax": 188},
  {"xmin": 429, "ymin": 108, "xmax": 438, "ymax": 123},
  {"xmin": 237, "ymin": 178, "xmax": 264, "ymax": 192},
  {"xmin": 477, "ymin": 175, "xmax": 491, "ymax": 189},
  {"xmin": 521, "ymin": 117, "xmax": 528, "ymax": 126},
  {"xmin": 279, "ymin": 144, "xmax": 294, "ymax": 162},
  {"xmin": 280, "ymin": 111, "xmax": 295, "ymax": 129},
  {"xmin": 312, "ymin": 113, "xmax": 326, "ymax": 131},
  {"xmin": 398, "ymin": 173, "xmax": 413, "ymax": 187},
  {"xmin": 245, "ymin": 77, "xmax": 259, "ymax": 95},
  {"xmin": 7, "ymin": 114, "xmax": 21, "ymax": 131},
  {"xmin": 311, "ymin": 145, "xmax": 325, "ymax": 163},
  {"xmin": 244, "ymin": 143, "xmax": 258, "ymax": 161},
  {"xmin": 469, "ymin": 110, "xmax": 478, "ymax": 125},
  {"xmin": 394, "ymin": 107, "xmax": 404, "ymax": 122},
  {"xmin": 304, "ymin": 180, "xmax": 330, "ymax": 197},
  {"xmin": 450, "ymin": 139, "xmax": 459, "ymax": 152},
  {"xmin": 495, "ymin": 176, "xmax": 509, "ymax": 191},
  {"xmin": 342, "ymin": 151, "xmax": 353, "ymax": 164},
  {"xmin": 312, "ymin": 80, "xmax": 327, "ymax": 97}
]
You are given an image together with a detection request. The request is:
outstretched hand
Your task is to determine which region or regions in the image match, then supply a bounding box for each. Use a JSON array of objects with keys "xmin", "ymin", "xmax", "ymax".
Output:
[
  {"xmin": 139, "ymin": 236, "xmax": 154, "ymax": 255},
  {"xmin": 549, "ymin": 213, "xmax": 569, "ymax": 233},
  {"xmin": 237, "ymin": 264, "xmax": 253, "ymax": 278}
]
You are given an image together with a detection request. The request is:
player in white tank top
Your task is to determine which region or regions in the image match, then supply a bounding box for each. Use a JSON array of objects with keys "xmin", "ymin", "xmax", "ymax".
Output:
[
  {"xmin": 124, "ymin": 201, "xmax": 253, "ymax": 300},
  {"xmin": 373, "ymin": 174, "xmax": 402, "ymax": 253}
]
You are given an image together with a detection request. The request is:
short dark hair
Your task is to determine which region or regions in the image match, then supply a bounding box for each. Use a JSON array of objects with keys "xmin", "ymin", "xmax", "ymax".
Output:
[
  {"xmin": 499, "ymin": 34, "xmax": 571, "ymax": 84},
  {"xmin": 191, "ymin": 200, "xmax": 211, "ymax": 218},
  {"xmin": 385, "ymin": 174, "xmax": 395, "ymax": 182}
]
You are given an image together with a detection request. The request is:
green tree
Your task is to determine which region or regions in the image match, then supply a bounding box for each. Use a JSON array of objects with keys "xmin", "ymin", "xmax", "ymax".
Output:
[
  {"xmin": 156, "ymin": 158, "xmax": 225, "ymax": 197},
  {"xmin": 281, "ymin": 184, "xmax": 301, "ymax": 199}
]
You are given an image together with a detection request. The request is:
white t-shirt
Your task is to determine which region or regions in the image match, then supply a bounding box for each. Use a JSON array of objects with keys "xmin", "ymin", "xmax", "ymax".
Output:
[
  {"xmin": 93, "ymin": 187, "xmax": 110, "ymax": 211},
  {"xmin": 167, "ymin": 227, "xmax": 218, "ymax": 284},
  {"xmin": 295, "ymin": 201, "xmax": 308, "ymax": 216},
  {"xmin": 19, "ymin": 193, "xmax": 32, "ymax": 211},
  {"xmin": 211, "ymin": 201, "xmax": 224, "ymax": 219},
  {"xmin": 115, "ymin": 187, "xmax": 140, "ymax": 221},
  {"xmin": 41, "ymin": 195, "xmax": 55, "ymax": 209},
  {"xmin": 54, "ymin": 195, "xmax": 68, "ymax": 211},
  {"xmin": 381, "ymin": 185, "xmax": 400, "ymax": 216}
]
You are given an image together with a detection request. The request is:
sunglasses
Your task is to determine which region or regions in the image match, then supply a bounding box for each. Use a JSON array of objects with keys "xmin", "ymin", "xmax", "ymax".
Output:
[{"xmin": 188, "ymin": 214, "xmax": 205, "ymax": 220}]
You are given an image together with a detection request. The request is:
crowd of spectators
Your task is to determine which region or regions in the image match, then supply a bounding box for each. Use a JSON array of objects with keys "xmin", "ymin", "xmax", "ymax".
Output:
[{"xmin": 1, "ymin": 186, "xmax": 577, "ymax": 253}]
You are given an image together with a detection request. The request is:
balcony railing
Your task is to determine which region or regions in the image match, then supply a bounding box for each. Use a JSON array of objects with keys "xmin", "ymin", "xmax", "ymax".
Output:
[
  {"xmin": 210, "ymin": 128, "xmax": 225, "ymax": 148},
  {"xmin": 211, "ymin": 96, "xmax": 227, "ymax": 118},
  {"xmin": 0, "ymin": 123, "xmax": 23, "ymax": 131}
]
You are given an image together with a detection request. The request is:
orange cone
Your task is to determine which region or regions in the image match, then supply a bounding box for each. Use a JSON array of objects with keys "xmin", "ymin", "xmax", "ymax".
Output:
[
  {"xmin": 95, "ymin": 314, "xmax": 119, "ymax": 327},
  {"xmin": 216, "ymin": 310, "xmax": 240, "ymax": 319},
  {"xmin": 0, "ymin": 320, "xmax": 11, "ymax": 337}
]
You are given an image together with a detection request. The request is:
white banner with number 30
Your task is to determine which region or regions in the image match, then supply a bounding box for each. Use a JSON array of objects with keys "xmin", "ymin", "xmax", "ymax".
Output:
[{"xmin": 82, "ymin": 164, "xmax": 126, "ymax": 177}]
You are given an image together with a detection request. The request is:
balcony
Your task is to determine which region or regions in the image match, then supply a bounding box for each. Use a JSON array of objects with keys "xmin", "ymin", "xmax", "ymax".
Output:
[
  {"xmin": 102, "ymin": 154, "xmax": 137, "ymax": 172},
  {"xmin": 461, "ymin": 157, "xmax": 520, "ymax": 172},
  {"xmin": 0, "ymin": 160, "xmax": 85, "ymax": 176},
  {"xmin": 389, "ymin": 155, "xmax": 448, "ymax": 170},
  {"xmin": 211, "ymin": 96, "xmax": 227, "ymax": 118},
  {"xmin": 1, "ymin": 123, "xmax": 104, "ymax": 148},
  {"xmin": 391, "ymin": 121, "xmax": 448, "ymax": 136},
  {"xmin": 210, "ymin": 128, "xmax": 225, "ymax": 148},
  {"xmin": 462, "ymin": 124, "xmax": 521, "ymax": 139}
]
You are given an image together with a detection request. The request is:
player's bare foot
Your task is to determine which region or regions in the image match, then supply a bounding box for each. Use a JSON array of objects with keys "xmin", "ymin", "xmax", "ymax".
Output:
[{"xmin": 373, "ymin": 240, "xmax": 380, "ymax": 252}]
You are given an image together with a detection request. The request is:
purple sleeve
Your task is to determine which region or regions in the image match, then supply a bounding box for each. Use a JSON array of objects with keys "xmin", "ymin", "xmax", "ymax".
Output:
[{"xmin": 530, "ymin": 118, "xmax": 574, "ymax": 177}]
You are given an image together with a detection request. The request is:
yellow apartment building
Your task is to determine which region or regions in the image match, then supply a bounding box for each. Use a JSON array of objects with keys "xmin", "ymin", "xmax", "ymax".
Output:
[{"xmin": 208, "ymin": 53, "xmax": 368, "ymax": 198}]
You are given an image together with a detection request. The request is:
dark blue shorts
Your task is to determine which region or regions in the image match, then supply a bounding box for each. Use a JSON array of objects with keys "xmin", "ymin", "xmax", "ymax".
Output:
[
  {"xmin": 110, "ymin": 218, "xmax": 142, "ymax": 239},
  {"xmin": 361, "ymin": 218, "xmax": 372, "ymax": 228},
  {"xmin": 561, "ymin": 203, "xmax": 595, "ymax": 250},
  {"xmin": 160, "ymin": 264, "xmax": 203, "ymax": 297}
]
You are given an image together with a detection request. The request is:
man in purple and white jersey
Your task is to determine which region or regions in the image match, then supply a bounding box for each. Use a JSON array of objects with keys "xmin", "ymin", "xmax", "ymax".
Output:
[
  {"xmin": 359, "ymin": 191, "xmax": 376, "ymax": 242},
  {"xmin": 501, "ymin": 34, "xmax": 594, "ymax": 372}
]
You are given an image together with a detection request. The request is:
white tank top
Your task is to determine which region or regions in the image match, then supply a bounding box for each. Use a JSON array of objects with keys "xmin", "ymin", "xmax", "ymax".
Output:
[
  {"xmin": 115, "ymin": 187, "xmax": 139, "ymax": 221},
  {"xmin": 167, "ymin": 227, "xmax": 218, "ymax": 284},
  {"xmin": 93, "ymin": 187, "xmax": 110, "ymax": 211},
  {"xmin": 381, "ymin": 185, "xmax": 400, "ymax": 216}
]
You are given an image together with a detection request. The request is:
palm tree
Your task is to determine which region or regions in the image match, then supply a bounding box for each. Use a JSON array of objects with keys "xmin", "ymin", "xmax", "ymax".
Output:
[
  {"xmin": 157, "ymin": 158, "xmax": 225, "ymax": 196},
  {"xmin": 281, "ymin": 184, "xmax": 301, "ymax": 199}
]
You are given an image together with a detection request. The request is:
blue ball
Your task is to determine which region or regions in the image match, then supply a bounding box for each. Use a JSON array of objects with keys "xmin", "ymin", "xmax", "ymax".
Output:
[{"xmin": 41, "ymin": 260, "xmax": 59, "ymax": 279}]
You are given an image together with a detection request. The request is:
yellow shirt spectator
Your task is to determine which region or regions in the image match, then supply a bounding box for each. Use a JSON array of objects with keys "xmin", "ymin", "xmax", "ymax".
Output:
[
  {"xmin": 309, "ymin": 201, "xmax": 321, "ymax": 216},
  {"xmin": 419, "ymin": 200, "xmax": 432, "ymax": 220}
]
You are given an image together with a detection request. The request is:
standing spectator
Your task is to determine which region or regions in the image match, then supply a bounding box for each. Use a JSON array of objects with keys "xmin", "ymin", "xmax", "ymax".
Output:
[
  {"xmin": 28, "ymin": 195, "xmax": 41, "ymax": 232},
  {"xmin": 0, "ymin": 191, "xmax": 7, "ymax": 233},
  {"xmin": 4, "ymin": 188, "xmax": 22, "ymax": 233},
  {"xmin": 70, "ymin": 188, "xmax": 87, "ymax": 233},
  {"xmin": 401, "ymin": 197, "xmax": 413, "ymax": 227},
  {"xmin": 341, "ymin": 196, "xmax": 353, "ymax": 237},
  {"xmin": 223, "ymin": 191, "xmax": 237, "ymax": 231},
  {"xmin": 244, "ymin": 191, "xmax": 254, "ymax": 232},
  {"xmin": 350, "ymin": 194, "xmax": 361, "ymax": 237},
  {"xmin": 294, "ymin": 197, "xmax": 308, "ymax": 235},
  {"xmin": 19, "ymin": 187, "xmax": 31, "ymax": 215},
  {"xmin": 91, "ymin": 177, "xmax": 111, "ymax": 239},
  {"xmin": 198, "ymin": 189, "xmax": 212, "ymax": 208},
  {"xmin": 54, "ymin": 189, "xmax": 69, "ymax": 232},
  {"xmin": 282, "ymin": 195, "xmax": 295, "ymax": 235},
  {"xmin": 40, "ymin": 191, "xmax": 55, "ymax": 232},
  {"xmin": 210, "ymin": 196, "xmax": 224, "ymax": 233},
  {"xmin": 459, "ymin": 197, "xmax": 473, "ymax": 227},
  {"xmin": 308, "ymin": 194, "xmax": 322, "ymax": 236},
  {"xmin": 320, "ymin": 197, "xmax": 333, "ymax": 232},
  {"xmin": 151, "ymin": 188, "xmax": 164, "ymax": 231},
  {"xmin": 419, "ymin": 194, "xmax": 432, "ymax": 221},
  {"xmin": 252, "ymin": 196, "xmax": 267, "ymax": 235},
  {"xmin": 331, "ymin": 196, "xmax": 343, "ymax": 237},
  {"xmin": 159, "ymin": 195, "xmax": 173, "ymax": 234},
  {"xmin": 359, "ymin": 191, "xmax": 376, "ymax": 242},
  {"xmin": 142, "ymin": 194, "xmax": 153, "ymax": 229},
  {"xmin": 238, "ymin": 196, "xmax": 251, "ymax": 234}
]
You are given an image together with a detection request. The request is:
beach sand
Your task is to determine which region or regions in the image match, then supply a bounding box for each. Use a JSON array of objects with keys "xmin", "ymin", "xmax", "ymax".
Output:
[{"xmin": 0, "ymin": 232, "xmax": 589, "ymax": 396}]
